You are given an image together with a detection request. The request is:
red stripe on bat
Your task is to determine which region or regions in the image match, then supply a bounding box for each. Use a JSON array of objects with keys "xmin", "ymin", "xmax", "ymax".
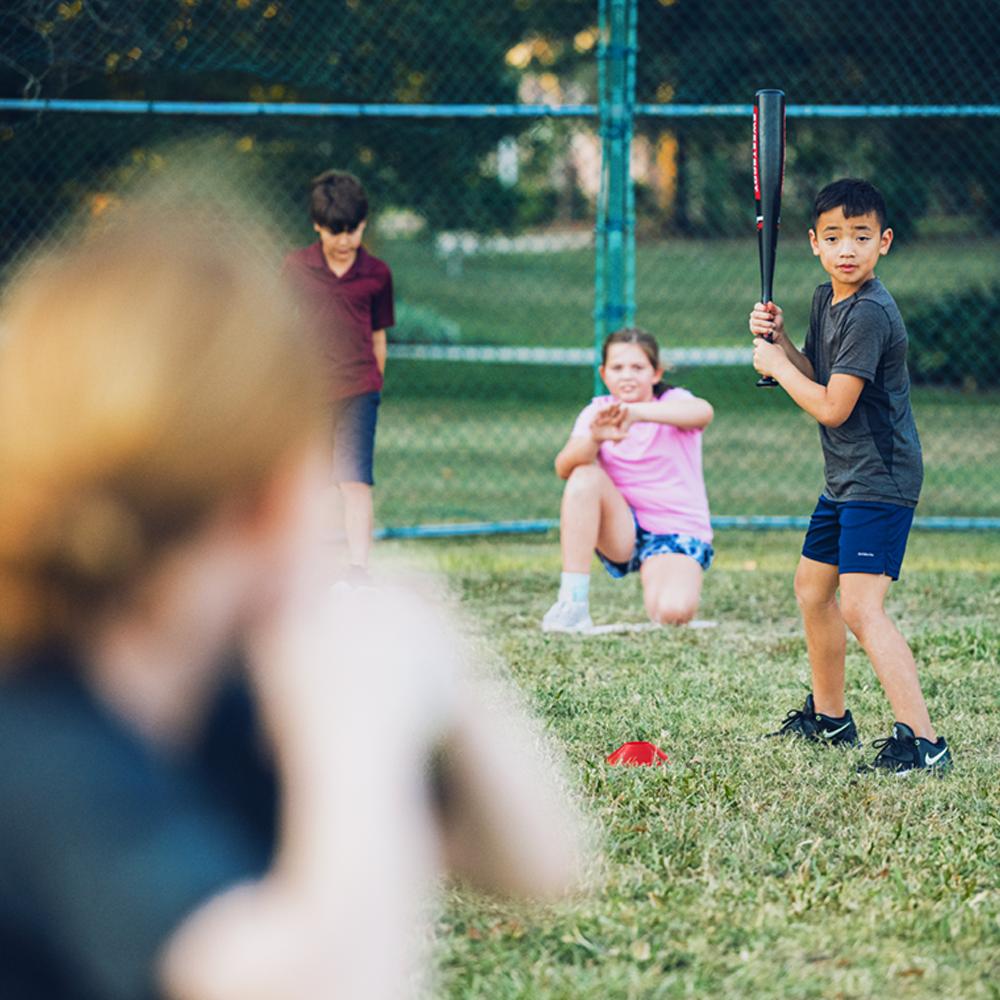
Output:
[{"xmin": 752, "ymin": 106, "xmax": 760, "ymax": 200}]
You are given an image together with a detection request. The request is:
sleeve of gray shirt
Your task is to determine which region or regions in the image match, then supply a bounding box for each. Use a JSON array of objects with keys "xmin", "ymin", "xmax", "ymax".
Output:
[{"xmin": 830, "ymin": 299, "xmax": 891, "ymax": 382}]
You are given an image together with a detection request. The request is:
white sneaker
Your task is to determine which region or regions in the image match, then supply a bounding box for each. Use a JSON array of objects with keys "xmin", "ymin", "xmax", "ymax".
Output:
[{"xmin": 541, "ymin": 600, "xmax": 593, "ymax": 633}]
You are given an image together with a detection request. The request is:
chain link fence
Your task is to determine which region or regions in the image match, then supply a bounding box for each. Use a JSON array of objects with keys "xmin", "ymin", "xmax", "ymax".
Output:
[{"xmin": 2, "ymin": 0, "xmax": 997, "ymax": 532}]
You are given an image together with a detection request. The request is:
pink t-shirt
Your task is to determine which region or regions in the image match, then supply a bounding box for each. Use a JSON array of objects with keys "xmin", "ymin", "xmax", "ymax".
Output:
[{"xmin": 571, "ymin": 390, "xmax": 712, "ymax": 542}]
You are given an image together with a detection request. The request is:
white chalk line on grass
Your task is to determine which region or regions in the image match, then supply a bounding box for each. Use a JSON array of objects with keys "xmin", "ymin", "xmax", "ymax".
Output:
[{"xmin": 559, "ymin": 619, "xmax": 719, "ymax": 636}]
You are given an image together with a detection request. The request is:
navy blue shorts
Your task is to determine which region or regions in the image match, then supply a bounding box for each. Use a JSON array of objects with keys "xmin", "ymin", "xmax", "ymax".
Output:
[
  {"xmin": 330, "ymin": 391, "xmax": 380, "ymax": 485},
  {"xmin": 801, "ymin": 495, "xmax": 915, "ymax": 580},
  {"xmin": 597, "ymin": 513, "xmax": 714, "ymax": 577}
]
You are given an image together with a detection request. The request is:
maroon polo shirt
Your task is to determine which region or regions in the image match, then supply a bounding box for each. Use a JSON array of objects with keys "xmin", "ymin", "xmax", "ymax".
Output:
[{"xmin": 283, "ymin": 242, "xmax": 394, "ymax": 400}]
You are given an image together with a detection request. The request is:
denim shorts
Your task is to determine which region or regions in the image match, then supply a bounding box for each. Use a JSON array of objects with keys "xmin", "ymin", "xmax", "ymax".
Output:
[
  {"xmin": 801, "ymin": 495, "xmax": 915, "ymax": 580},
  {"xmin": 597, "ymin": 513, "xmax": 714, "ymax": 578},
  {"xmin": 330, "ymin": 391, "xmax": 380, "ymax": 485}
]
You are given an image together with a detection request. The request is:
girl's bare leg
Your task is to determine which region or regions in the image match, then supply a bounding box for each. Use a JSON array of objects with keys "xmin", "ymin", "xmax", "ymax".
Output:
[
  {"xmin": 639, "ymin": 553, "xmax": 703, "ymax": 625},
  {"xmin": 559, "ymin": 465, "xmax": 635, "ymax": 572}
]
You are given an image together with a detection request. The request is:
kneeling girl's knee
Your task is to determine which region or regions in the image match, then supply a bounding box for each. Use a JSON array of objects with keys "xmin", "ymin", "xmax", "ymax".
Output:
[
  {"xmin": 645, "ymin": 594, "xmax": 696, "ymax": 626},
  {"xmin": 564, "ymin": 464, "xmax": 604, "ymax": 494}
]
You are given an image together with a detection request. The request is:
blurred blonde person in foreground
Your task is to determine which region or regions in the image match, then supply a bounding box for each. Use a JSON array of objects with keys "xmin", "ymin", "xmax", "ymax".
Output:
[{"xmin": 0, "ymin": 183, "xmax": 586, "ymax": 1000}]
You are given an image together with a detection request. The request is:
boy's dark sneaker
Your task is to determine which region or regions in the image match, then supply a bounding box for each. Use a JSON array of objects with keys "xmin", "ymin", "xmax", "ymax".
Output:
[
  {"xmin": 767, "ymin": 694, "xmax": 861, "ymax": 747},
  {"xmin": 857, "ymin": 722, "xmax": 952, "ymax": 775}
]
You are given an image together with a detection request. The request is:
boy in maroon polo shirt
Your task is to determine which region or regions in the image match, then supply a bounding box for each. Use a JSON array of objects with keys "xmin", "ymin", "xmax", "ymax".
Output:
[{"xmin": 284, "ymin": 170, "xmax": 394, "ymax": 577}]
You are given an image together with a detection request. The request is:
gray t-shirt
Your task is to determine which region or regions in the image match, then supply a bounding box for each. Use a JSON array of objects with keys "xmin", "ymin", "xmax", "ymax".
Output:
[{"xmin": 803, "ymin": 279, "xmax": 923, "ymax": 507}]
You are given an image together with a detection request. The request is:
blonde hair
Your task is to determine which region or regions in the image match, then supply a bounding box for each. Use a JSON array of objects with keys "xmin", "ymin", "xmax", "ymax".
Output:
[{"xmin": 0, "ymin": 189, "xmax": 325, "ymax": 652}]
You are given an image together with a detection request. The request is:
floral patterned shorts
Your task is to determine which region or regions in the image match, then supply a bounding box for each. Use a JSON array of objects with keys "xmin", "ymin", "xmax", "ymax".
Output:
[{"xmin": 596, "ymin": 514, "xmax": 713, "ymax": 578}]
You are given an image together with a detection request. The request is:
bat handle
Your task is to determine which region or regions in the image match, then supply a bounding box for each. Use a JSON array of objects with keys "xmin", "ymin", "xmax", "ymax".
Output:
[
  {"xmin": 755, "ymin": 348, "xmax": 779, "ymax": 389},
  {"xmin": 755, "ymin": 297, "xmax": 779, "ymax": 388}
]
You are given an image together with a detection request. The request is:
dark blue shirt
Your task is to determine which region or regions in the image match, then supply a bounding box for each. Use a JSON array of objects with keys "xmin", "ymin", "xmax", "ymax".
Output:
[{"xmin": 0, "ymin": 647, "xmax": 276, "ymax": 1000}]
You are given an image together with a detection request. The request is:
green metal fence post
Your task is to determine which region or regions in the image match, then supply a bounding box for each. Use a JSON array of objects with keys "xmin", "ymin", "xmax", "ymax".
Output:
[
  {"xmin": 624, "ymin": 0, "xmax": 637, "ymax": 329},
  {"xmin": 595, "ymin": 0, "xmax": 636, "ymax": 394},
  {"xmin": 594, "ymin": 0, "xmax": 609, "ymax": 394}
]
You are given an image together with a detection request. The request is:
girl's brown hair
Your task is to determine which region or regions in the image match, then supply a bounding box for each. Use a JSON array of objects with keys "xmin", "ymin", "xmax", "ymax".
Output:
[
  {"xmin": 0, "ymin": 188, "xmax": 325, "ymax": 653},
  {"xmin": 601, "ymin": 327, "xmax": 670, "ymax": 396}
]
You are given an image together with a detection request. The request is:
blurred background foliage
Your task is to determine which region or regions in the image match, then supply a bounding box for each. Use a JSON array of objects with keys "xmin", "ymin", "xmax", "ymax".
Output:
[{"xmin": 3, "ymin": 0, "xmax": 998, "ymax": 247}]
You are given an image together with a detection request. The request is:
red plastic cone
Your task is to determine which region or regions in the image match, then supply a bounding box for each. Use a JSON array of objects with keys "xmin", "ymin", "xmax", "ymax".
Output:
[{"xmin": 606, "ymin": 741, "xmax": 669, "ymax": 766}]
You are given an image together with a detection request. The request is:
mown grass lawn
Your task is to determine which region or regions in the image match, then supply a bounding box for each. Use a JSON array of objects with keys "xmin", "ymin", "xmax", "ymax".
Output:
[
  {"xmin": 375, "ymin": 365, "xmax": 1000, "ymax": 525},
  {"xmin": 379, "ymin": 530, "xmax": 999, "ymax": 999},
  {"xmin": 384, "ymin": 236, "xmax": 1000, "ymax": 349},
  {"xmin": 375, "ymin": 234, "xmax": 1000, "ymax": 528}
]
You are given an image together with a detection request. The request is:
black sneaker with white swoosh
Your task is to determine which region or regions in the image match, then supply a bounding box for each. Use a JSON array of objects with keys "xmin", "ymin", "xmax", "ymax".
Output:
[
  {"xmin": 766, "ymin": 694, "xmax": 861, "ymax": 747},
  {"xmin": 857, "ymin": 721, "xmax": 952, "ymax": 775}
]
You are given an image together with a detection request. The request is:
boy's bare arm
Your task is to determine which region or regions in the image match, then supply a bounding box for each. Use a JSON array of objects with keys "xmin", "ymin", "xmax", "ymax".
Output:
[
  {"xmin": 752, "ymin": 342, "xmax": 864, "ymax": 427},
  {"xmin": 162, "ymin": 584, "xmax": 586, "ymax": 999},
  {"xmin": 749, "ymin": 302, "xmax": 814, "ymax": 379},
  {"xmin": 372, "ymin": 330, "xmax": 387, "ymax": 375}
]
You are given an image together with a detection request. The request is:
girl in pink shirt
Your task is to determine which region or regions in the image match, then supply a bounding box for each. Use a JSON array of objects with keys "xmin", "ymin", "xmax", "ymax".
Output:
[{"xmin": 542, "ymin": 328, "xmax": 714, "ymax": 633}]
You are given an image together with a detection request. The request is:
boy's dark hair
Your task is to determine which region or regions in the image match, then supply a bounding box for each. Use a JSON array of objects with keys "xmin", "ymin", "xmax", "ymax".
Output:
[
  {"xmin": 602, "ymin": 327, "xmax": 671, "ymax": 397},
  {"xmin": 310, "ymin": 170, "xmax": 368, "ymax": 233},
  {"xmin": 813, "ymin": 178, "xmax": 887, "ymax": 232}
]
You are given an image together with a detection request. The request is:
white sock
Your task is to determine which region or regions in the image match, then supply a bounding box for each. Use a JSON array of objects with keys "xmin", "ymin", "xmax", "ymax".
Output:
[{"xmin": 558, "ymin": 572, "xmax": 590, "ymax": 604}]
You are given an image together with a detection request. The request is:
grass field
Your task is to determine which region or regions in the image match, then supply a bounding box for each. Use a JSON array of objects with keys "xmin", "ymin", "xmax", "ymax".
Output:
[
  {"xmin": 384, "ymin": 236, "xmax": 1000, "ymax": 349},
  {"xmin": 378, "ymin": 530, "xmax": 1000, "ymax": 999},
  {"xmin": 375, "ymin": 366, "xmax": 1000, "ymax": 525},
  {"xmin": 373, "ymin": 234, "xmax": 1000, "ymax": 528}
]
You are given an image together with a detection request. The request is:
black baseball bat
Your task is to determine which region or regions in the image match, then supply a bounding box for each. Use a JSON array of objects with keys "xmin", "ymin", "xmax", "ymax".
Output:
[{"xmin": 753, "ymin": 88, "xmax": 785, "ymax": 388}]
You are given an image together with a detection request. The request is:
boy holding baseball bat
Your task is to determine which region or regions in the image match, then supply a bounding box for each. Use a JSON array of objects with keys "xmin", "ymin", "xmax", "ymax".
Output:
[{"xmin": 748, "ymin": 177, "xmax": 951, "ymax": 775}]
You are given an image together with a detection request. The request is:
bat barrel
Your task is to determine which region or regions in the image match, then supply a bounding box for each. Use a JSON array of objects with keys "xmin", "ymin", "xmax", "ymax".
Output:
[{"xmin": 753, "ymin": 89, "xmax": 785, "ymax": 387}]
